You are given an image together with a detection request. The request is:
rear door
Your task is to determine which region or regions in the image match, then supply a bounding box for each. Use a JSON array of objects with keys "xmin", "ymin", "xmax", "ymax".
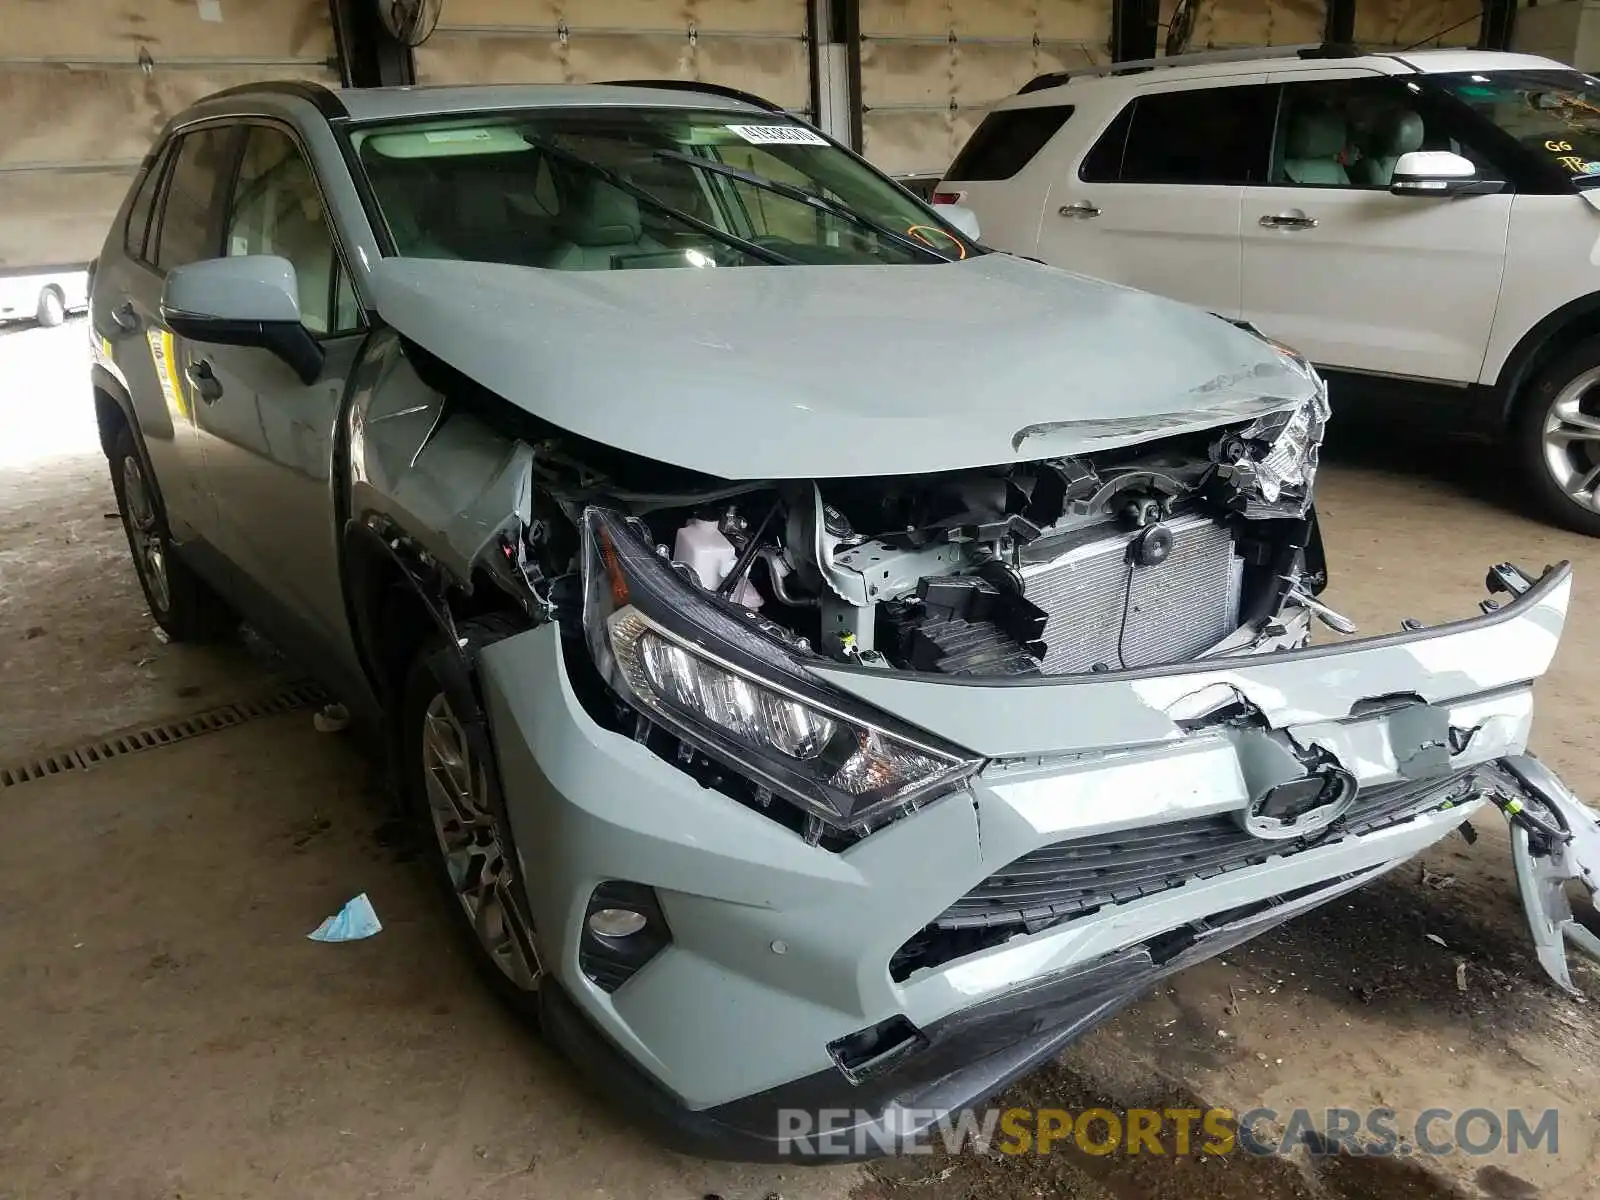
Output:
[
  {"xmin": 1239, "ymin": 70, "xmax": 1512, "ymax": 383},
  {"xmin": 190, "ymin": 121, "xmax": 366, "ymax": 669},
  {"xmin": 1037, "ymin": 78, "xmax": 1278, "ymax": 317},
  {"xmin": 99, "ymin": 124, "xmax": 239, "ymax": 544}
]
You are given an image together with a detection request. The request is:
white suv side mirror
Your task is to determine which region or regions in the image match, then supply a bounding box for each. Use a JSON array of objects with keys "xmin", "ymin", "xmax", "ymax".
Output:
[
  {"xmin": 1390, "ymin": 150, "xmax": 1504, "ymax": 197},
  {"xmin": 938, "ymin": 203, "xmax": 981, "ymax": 241}
]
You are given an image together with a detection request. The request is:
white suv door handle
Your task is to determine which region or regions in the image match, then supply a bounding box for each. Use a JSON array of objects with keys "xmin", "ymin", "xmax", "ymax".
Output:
[
  {"xmin": 1058, "ymin": 201, "xmax": 1101, "ymax": 219},
  {"xmin": 1259, "ymin": 211, "xmax": 1318, "ymax": 230}
]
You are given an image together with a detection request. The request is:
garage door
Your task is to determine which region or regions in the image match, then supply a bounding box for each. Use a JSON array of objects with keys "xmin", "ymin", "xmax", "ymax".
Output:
[
  {"xmin": 860, "ymin": 0, "xmax": 1111, "ymax": 175},
  {"xmin": 1156, "ymin": 0, "xmax": 1479, "ymax": 52},
  {"xmin": 1356, "ymin": 0, "xmax": 1482, "ymax": 48},
  {"xmin": 0, "ymin": 0, "xmax": 338, "ymax": 270},
  {"xmin": 416, "ymin": 0, "xmax": 813, "ymax": 116}
]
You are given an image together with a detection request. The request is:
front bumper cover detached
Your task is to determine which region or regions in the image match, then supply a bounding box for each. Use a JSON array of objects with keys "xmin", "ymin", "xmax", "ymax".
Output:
[{"xmin": 476, "ymin": 562, "xmax": 1589, "ymax": 1162}]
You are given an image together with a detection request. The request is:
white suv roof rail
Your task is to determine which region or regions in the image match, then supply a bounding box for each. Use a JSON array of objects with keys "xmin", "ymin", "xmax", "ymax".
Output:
[{"xmin": 1017, "ymin": 42, "xmax": 1369, "ymax": 94}]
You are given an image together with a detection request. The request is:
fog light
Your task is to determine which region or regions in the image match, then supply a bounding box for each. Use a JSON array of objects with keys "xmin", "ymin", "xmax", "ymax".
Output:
[
  {"xmin": 588, "ymin": 907, "xmax": 647, "ymax": 938},
  {"xmin": 581, "ymin": 881, "xmax": 671, "ymax": 992}
]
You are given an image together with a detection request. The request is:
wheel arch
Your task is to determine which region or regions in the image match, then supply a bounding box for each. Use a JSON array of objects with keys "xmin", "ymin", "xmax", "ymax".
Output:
[
  {"xmin": 1491, "ymin": 292, "xmax": 1600, "ymax": 428},
  {"xmin": 91, "ymin": 368, "xmax": 136, "ymax": 461}
]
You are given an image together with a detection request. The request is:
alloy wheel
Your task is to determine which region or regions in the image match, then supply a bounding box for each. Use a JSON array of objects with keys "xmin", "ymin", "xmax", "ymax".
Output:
[
  {"xmin": 420, "ymin": 692, "xmax": 540, "ymax": 990},
  {"xmin": 121, "ymin": 455, "xmax": 171, "ymax": 614},
  {"xmin": 1541, "ymin": 366, "xmax": 1600, "ymax": 514}
]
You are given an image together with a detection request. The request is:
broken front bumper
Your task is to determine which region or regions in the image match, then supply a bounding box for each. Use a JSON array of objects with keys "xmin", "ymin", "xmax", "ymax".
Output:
[{"xmin": 476, "ymin": 563, "xmax": 1573, "ymax": 1162}]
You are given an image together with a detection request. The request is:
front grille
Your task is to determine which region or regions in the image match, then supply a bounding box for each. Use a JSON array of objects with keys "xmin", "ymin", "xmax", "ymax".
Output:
[
  {"xmin": 934, "ymin": 770, "xmax": 1476, "ymax": 934},
  {"xmin": 1021, "ymin": 512, "xmax": 1241, "ymax": 674}
]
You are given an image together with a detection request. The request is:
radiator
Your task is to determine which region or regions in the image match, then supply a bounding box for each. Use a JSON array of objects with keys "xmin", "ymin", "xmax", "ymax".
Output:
[{"xmin": 1019, "ymin": 512, "xmax": 1242, "ymax": 674}]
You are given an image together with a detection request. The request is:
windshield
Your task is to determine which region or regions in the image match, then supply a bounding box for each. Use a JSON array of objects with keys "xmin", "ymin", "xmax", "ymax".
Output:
[
  {"xmin": 1432, "ymin": 69, "xmax": 1600, "ymax": 185},
  {"xmin": 350, "ymin": 108, "xmax": 973, "ymax": 269}
]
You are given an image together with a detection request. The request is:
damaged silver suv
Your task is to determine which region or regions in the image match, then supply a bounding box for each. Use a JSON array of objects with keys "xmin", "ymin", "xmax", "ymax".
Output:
[{"xmin": 89, "ymin": 80, "xmax": 1600, "ymax": 1160}]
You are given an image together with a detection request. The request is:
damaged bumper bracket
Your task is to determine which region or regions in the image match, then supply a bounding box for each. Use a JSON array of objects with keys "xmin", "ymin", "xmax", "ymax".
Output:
[{"xmin": 1496, "ymin": 754, "xmax": 1600, "ymax": 995}]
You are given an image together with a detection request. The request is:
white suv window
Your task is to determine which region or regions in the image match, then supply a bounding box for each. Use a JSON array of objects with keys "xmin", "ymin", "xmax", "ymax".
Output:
[
  {"xmin": 947, "ymin": 106, "xmax": 1075, "ymax": 180},
  {"xmin": 1271, "ymin": 78, "xmax": 1493, "ymax": 189},
  {"xmin": 1083, "ymin": 85, "xmax": 1277, "ymax": 185}
]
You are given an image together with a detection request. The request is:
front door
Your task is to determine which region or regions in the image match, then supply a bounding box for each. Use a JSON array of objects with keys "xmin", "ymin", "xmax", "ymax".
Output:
[
  {"xmin": 1038, "ymin": 79, "xmax": 1278, "ymax": 317},
  {"xmin": 189, "ymin": 122, "xmax": 366, "ymax": 669},
  {"xmin": 1240, "ymin": 71, "xmax": 1512, "ymax": 384}
]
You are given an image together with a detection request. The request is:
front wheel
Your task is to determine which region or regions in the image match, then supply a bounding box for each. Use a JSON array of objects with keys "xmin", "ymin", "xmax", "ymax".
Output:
[
  {"xmin": 1515, "ymin": 338, "xmax": 1600, "ymax": 537},
  {"xmin": 401, "ymin": 629, "xmax": 542, "ymax": 1013}
]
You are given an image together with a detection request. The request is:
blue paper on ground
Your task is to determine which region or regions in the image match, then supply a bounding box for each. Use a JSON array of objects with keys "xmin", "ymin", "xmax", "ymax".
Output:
[{"xmin": 308, "ymin": 892, "xmax": 382, "ymax": 942}]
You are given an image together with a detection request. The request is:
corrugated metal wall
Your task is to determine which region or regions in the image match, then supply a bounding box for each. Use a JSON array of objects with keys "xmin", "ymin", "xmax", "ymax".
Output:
[
  {"xmin": 415, "ymin": 0, "xmax": 813, "ymax": 116},
  {"xmin": 0, "ymin": 0, "xmax": 337, "ymax": 269},
  {"xmin": 859, "ymin": 0, "xmax": 1111, "ymax": 174}
]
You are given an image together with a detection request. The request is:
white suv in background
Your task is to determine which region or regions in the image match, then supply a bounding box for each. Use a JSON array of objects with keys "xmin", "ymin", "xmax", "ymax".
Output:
[{"xmin": 939, "ymin": 45, "xmax": 1600, "ymax": 536}]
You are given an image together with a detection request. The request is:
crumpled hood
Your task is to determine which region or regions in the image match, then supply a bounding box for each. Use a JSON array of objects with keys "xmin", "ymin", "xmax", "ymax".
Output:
[{"xmin": 367, "ymin": 253, "xmax": 1320, "ymax": 479}]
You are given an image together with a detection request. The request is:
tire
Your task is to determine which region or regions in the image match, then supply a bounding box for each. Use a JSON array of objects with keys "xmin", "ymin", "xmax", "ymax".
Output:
[
  {"xmin": 1514, "ymin": 336, "xmax": 1600, "ymax": 538},
  {"xmin": 36, "ymin": 286, "xmax": 65, "ymax": 328},
  {"xmin": 108, "ymin": 424, "xmax": 236, "ymax": 641},
  {"xmin": 400, "ymin": 622, "xmax": 542, "ymax": 1017}
]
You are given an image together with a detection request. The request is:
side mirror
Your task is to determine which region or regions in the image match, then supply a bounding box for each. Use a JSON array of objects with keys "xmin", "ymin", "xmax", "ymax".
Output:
[
  {"xmin": 938, "ymin": 203, "xmax": 981, "ymax": 242},
  {"xmin": 161, "ymin": 255, "xmax": 324, "ymax": 385},
  {"xmin": 1390, "ymin": 150, "xmax": 1504, "ymax": 197}
]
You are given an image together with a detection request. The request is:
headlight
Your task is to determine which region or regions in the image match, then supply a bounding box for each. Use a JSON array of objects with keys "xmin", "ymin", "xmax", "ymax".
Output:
[
  {"xmin": 1237, "ymin": 382, "xmax": 1329, "ymax": 509},
  {"xmin": 582, "ymin": 508, "xmax": 981, "ymax": 833},
  {"xmin": 1213, "ymin": 328, "xmax": 1329, "ymax": 518}
]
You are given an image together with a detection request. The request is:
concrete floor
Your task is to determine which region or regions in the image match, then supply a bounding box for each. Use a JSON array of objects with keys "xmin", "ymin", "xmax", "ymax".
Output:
[{"xmin": 3, "ymin": 321, "xmax": 1599, "ymax": 1199}]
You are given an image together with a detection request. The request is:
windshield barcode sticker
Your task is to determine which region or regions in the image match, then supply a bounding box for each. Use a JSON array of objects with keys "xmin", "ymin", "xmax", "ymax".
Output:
[{"xmin": 724, "ymin": 123, "xmax": 828, "ymax": 146}]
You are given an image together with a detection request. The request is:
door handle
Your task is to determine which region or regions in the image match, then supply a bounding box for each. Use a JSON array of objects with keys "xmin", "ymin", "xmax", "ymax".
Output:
[
  {"xmin": 186, "ymin": 359, "xmax": 223, "ymax": 404},
  {"xmin": 1058, "ymin": 201, "xmax": 1101, "ymax": 219},
  {"xmin": 1259, "ymin": 212, "xmax": 1318, "ymax": 230},
  {"xmin": 110, "ymin": 301, "xmax": 141, "ymax": 332}
]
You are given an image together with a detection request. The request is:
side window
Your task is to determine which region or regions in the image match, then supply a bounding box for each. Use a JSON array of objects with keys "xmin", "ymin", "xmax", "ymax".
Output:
[
  {"xmin": 226, "ymin": 125, "xmax": 357, "ymax": 336},
  {"xmin": 1120, "ymin": 85, "xmax": 1278, "ymax": 185},
  {"xmin": 1079, "ymin": 103, "xmax": 1134, "ymax": 182},
  {"xmin": 154, "ymin": 127, "xmax": 235, "ymax": 271},
  {"xmin": 1274, "ymin": 78, "xmax": 1436, "ymax": 189},
  {"xmin": 123, "ymin": 147, "xmax": 169, "ymax": 263},
  {"xmin": 947, "ymin": 105, "xmax": 1075, "ymax": 181}
]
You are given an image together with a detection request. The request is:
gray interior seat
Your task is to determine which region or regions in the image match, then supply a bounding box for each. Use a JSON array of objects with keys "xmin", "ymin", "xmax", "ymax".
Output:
[
  {"xmin": 1353, "ymin": 110, "xmax": 1425, "ymax": 187},
  {"xmin": 544, "ymin": 178, "xmax": 645, "ymax": 270},
  {"xmin": 1282, "ymin": 111, "xmax": 1350, "ymax": 186}
]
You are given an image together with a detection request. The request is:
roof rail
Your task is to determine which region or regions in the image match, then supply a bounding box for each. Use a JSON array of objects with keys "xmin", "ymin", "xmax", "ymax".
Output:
[
  {"xmin": 1017, "ymin": 42, "xmax": 1366, "ymax": 94},
  {"xmin": 600, "ymin": 78, "xmax": 790, "ymax": 114}
]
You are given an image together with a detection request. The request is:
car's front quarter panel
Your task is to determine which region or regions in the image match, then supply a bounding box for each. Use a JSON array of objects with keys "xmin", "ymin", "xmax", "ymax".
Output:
[{"xmin": 1482, "ymin": 192, "xmax": 1600, "ymax": 385}]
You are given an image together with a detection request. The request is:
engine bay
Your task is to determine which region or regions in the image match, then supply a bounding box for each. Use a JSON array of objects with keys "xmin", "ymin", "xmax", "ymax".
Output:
[{"xmin": 595, "ymin": 401, "xmax": 1330, "ymax": 679}]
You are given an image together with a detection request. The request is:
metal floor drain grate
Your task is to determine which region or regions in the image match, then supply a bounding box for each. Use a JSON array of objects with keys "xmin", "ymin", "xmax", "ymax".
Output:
[{"xmin": 0, "ymin": 681, "xmax": 331, "ymax": 791}]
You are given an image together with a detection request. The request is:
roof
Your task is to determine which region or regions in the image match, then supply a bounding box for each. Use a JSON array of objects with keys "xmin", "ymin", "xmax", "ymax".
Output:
[{"xmin": 1013, "ymin": 46, "xmax": 1574, "ymax": 102}]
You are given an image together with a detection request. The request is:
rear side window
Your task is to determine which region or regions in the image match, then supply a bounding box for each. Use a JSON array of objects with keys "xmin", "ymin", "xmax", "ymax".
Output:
[
  {"xmin": 154, "ymin": 127, "xmax": 236, "ymax": 272},
  {"xmin": 947, "ymin": 105, "xmax": 1074, "ymax": 180},
  {"xmin": 1116, "ymin": 85, "xmax": 1278, "ymax": 185},
  {"xmin": 122, "ymin": 148, "xmax": 168, "ymax": 263},
  {"xmin": 1079, "ymin": 104, "xmax": 1134, "ymax": 182}
]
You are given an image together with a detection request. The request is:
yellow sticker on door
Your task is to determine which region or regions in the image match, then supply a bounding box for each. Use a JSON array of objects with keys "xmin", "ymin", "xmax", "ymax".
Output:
[{"xmin": 146, "ymin": 328, "xmax": 186, "ymax": 419}]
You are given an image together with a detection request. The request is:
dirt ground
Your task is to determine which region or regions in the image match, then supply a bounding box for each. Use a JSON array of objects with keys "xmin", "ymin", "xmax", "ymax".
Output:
[{"xmin": 2, "ymin": 321, "xmax": 1599, "ymax": 1199}]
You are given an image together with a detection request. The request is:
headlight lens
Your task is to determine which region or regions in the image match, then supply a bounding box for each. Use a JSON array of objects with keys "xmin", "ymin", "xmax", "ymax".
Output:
[{"xmin": 582, "ymin": 508, "xmax": 981, "ymax": 833}]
